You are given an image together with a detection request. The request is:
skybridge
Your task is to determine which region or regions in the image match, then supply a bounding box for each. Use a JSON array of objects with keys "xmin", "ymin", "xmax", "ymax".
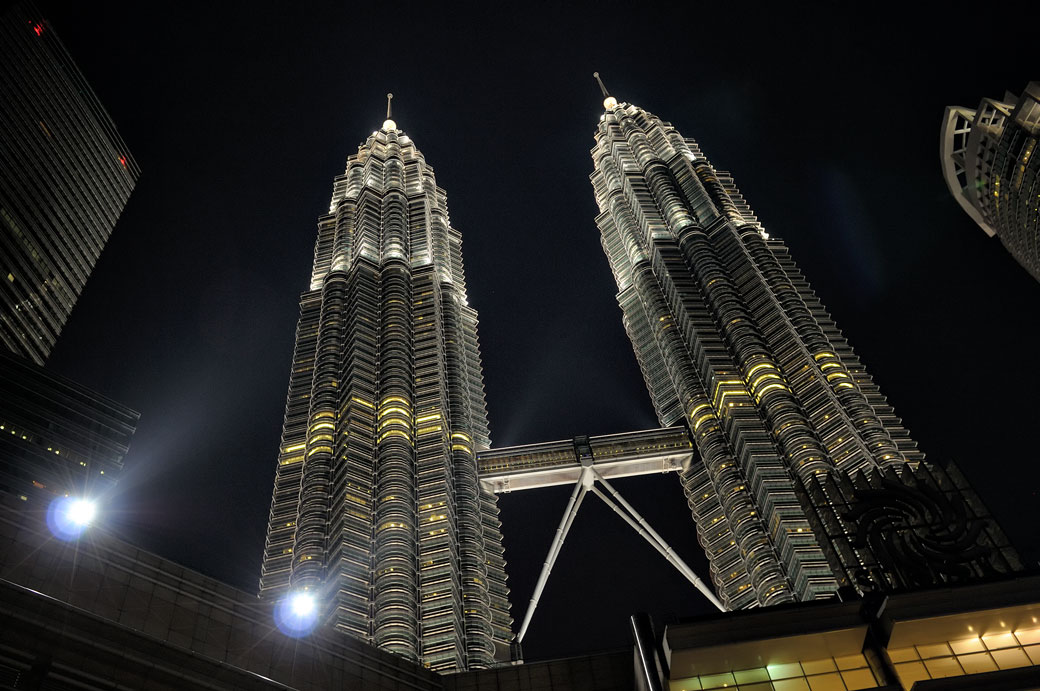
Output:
[
  {"xmin": 477, "ymin": 426, "xmax": 693, "ymax": 494},
  {"xmin": 476, "ymin": 426, "xmax": 725, "ymax": 647}
]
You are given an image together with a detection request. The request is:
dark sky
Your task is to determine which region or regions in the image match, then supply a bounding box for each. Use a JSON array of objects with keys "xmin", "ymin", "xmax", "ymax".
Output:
[{"xmin": 41, "ymin": 0, "xmax": 1038, "ymax": 662}]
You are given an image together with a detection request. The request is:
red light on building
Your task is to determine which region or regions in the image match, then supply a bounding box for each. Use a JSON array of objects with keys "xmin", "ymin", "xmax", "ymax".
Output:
[
  {"xmin": 118, "ymin": 155, "xmax": 127, "ymax": 168},
  {"xmin": 33, "ymin": 23, "xmax": 44, "ymax": 36}
]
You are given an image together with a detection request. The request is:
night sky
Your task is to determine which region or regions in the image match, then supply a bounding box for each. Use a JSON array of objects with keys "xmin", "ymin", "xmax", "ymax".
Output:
[{"xmin": 39, "ymin": 0, "xmax": 1038, "ymax": 662}]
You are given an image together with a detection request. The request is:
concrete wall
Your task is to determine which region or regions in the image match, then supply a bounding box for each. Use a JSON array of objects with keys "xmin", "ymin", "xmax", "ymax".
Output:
[{"xmin": 0, "ymin": 504, "xmax": 441, "ymax": 690}]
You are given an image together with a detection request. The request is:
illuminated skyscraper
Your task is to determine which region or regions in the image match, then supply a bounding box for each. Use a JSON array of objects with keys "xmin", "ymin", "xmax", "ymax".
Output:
[
  {"xmin": 589, "ymin": 82, "xmax": 1018, "ymax": 610},
  {"xmin": 260, "ymin": 103, "xmax": 511, "ymax": 671},
  {"xmin": 0, "ymin": 2, "xmax": 138, "ymax": 507},
  {"xmin": 0, "ymin": 2, "xmax": 139, "ymax": 364},
  {"xmin": 941, "ymin": 82, "xmax": 1040, "ymax": 281}
]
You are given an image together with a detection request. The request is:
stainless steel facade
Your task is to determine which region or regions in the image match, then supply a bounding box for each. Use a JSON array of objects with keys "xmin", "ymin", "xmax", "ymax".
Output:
[
  {"xmin": 589, "ymin": 97, "xmax": 926, "ymax": 609},
  {"xmin": 260, "ymin": 118, "xmax": 511, "ymax": 671},
  {"xmin": 941, "ymin": 82, "xmax": 1040, "ymax": 281},
  {"xmin": 0, "ymin": 2, "xmax": 139, "ymax": 364}
]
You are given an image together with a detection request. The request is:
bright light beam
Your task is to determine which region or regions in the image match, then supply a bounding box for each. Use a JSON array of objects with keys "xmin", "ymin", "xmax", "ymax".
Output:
[
  {"xmin": 290, "ymin": 591, "xmax": 316, "ymax": 617},
  {"xmin": 67, "ymin": 498, "xmax": 97, "ymax": 526},
  {"xmin": 274, "ymin": 590, "xmax": 320, "ymax": 637},
  {"xmin": 46, "ymin": 496, "xmax": 98, "ymax": 540}
]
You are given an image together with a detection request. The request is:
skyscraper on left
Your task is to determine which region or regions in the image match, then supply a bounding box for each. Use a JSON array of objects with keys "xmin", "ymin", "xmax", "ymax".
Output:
[
  {"xmin": 0, "ymin": 2, "xmax": 139, "ymax": 365},
  {"xmin": 0, "ymin": 3, "xmax": 139, "ymax": 505},
  {"xmin": 260, "ymin": 105, "xmax": 512, "ymax": 671}
]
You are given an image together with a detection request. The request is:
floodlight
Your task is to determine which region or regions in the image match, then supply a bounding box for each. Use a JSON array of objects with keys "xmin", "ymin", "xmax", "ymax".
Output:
[
  {"xmin": 47, "ymin": 496, "xmax": 98, "ymax": 540},
  {"xmin": 274, "ymin": 589, "xmax": 320, "ymax": 637}
]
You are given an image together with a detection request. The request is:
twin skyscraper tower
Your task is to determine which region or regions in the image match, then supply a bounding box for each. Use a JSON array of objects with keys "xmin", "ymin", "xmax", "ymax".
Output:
[{"xmin": 258, "ymin": 85, "xmax": 1020, "ymax": 671}]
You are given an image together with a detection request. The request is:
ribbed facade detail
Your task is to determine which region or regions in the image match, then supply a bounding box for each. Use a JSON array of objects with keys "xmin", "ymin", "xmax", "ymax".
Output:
[
  {"xmin": 260, "ymin": 122, "xmax": 511, "ymax": 671},
  {"xmin": 941, "ymin": 82, "xmax": 1040, "ymax": 281},
  {"xmin": 0, "ymin": 3, "xmax": 138, "ymax": 364},
  {"xmin": 590, "ymin": 101, "xmax": 924, "ymax": 609}
]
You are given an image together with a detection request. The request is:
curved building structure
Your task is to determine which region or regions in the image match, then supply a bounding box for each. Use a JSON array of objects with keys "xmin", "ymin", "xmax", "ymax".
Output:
[
  {"xmin": 260, "ymin": 111, "xmax": 511, "ymax": 671},
  {"xmin": 941, "ymin": 82, "xmax": 1040, "ymax": 281},
  {"xmin": 588, "ymin": 91, "xmax": 1016, "ymax": 610}
]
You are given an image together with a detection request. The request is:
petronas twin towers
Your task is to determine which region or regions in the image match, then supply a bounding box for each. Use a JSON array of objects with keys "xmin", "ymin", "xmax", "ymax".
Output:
[
  {"xmin": 259, "ymin": 109, "xmax": 509, "ymax": 670},
  {"xmin": 260, "ymin": 86, "xmax": 1018, "ymax": 671}
]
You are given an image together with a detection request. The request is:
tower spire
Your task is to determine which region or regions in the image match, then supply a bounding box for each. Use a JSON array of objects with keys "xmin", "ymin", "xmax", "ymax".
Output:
[
  {"xmin": 593, "ymin": 72, "xmax": 618, "ymax": 110},
  {"xmin": 382, "ymin": 93, "xmax": 396, "ymax": 131}
]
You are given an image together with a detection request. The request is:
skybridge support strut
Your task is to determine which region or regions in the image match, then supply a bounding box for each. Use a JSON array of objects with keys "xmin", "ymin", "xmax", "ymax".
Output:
[
  {"xmin": 516, "ymin": 467, "xmax": 592, "ymax": 642},
  {"xmin": 514, "ymin": 465, "xmax": 725, "ymax": 644},
  {"xmin": 588, "ymin": 471, "xmax": 725, "ymax": 611}
]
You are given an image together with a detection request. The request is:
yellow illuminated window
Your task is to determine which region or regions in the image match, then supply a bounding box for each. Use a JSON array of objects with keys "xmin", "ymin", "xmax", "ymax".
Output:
[
  {"xmin": 982, "ymin": 632, "xmax": 1017, "ymax": 650},
  {"xmin": 732, "ymin": 668, "xmax": 769, "ymax": 683},
  {"xmin": 697, "ymin": 672, "xmax": 734, "ymax": 689},
  {"xmin": 378, "ymin": 429, "xmax": 411, "ymax": 444},
  {"xmin": 923, "ymin": 657, "xmax": 962, "ymax": 678},
  {"xmin": 990, "ymin": 647, "xmax": 1030, "ymax": 669},
  {"xmin": 949, "ymin": 637, "xmax": 985, "ymax": 654},
  {"xmin": 916, "ymin": 643, "xmax": 952, "ymax": 658},
  {"xmin": 767, "ymin": 663, "xmax": 802, "ymax": 680},
  {"xmin": 834, "ymin": 654, "xmax": 867, "ymax": 671},
  {"xmin": 805, "ymin": 673, "xmax": 844, "ymax": 690},
  {"xmin": 887, "ymin": 647, "xmax": 918, "ymax": 663},
  {"xmin": 1025, "ymin": 645, "xmax": 1040, "ymax": 665},
  {"xmin": 957, "ymin": 652, "xmax": 997, "ymax": 675},
  {"xmin": 894, "ymin": 661, "xmax": 929, "ymax": 688},
  {"xmin": 1017, "ymin": 628, "xmax": 1040, "ymax": 645},
  {"xmin": 773, "ymin": 679, "xmax": 810, "ymax": 691},
  {"xmin": 838, "ymin": 668, "xmax": 875, "ymax": 690}
]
